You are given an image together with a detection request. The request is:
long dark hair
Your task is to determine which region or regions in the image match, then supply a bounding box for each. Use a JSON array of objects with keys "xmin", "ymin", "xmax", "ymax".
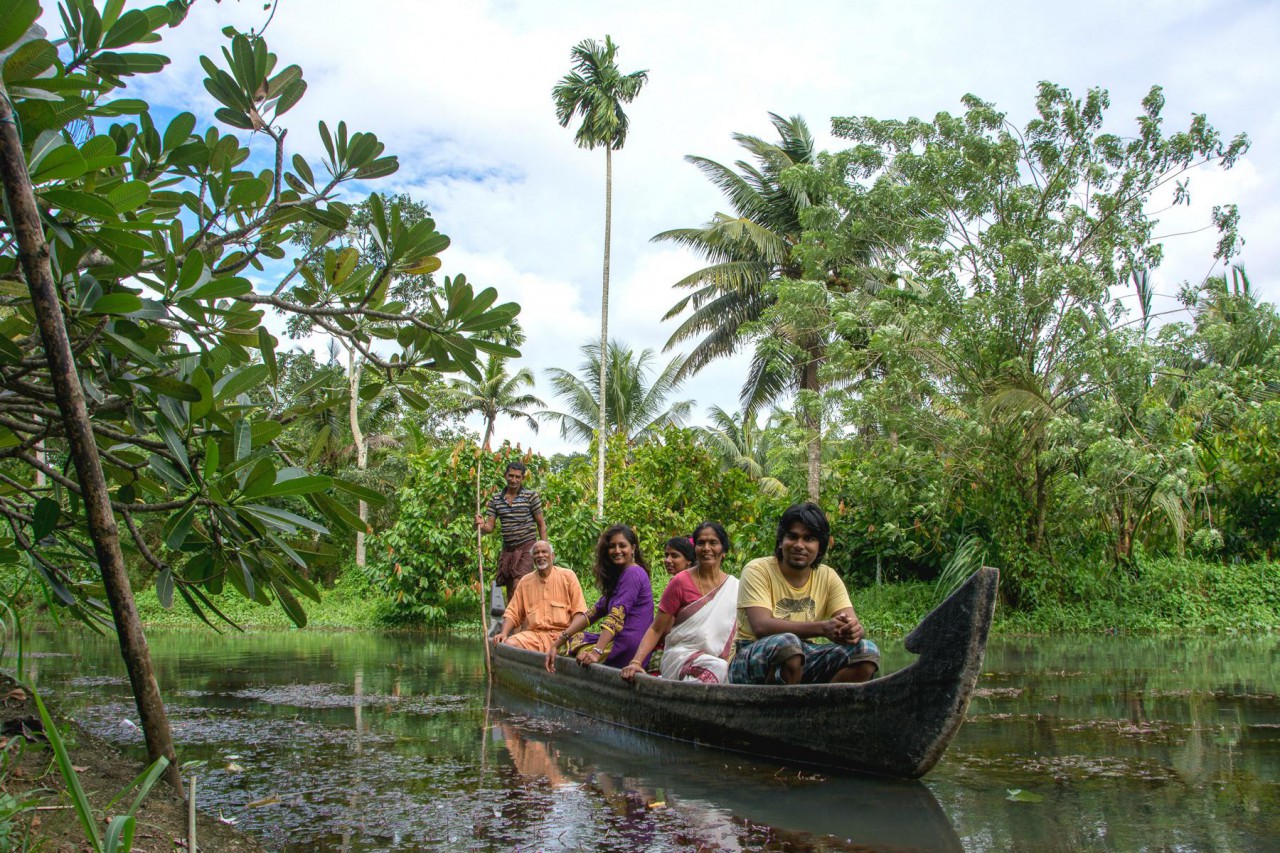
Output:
[
  {"xmin": 774, "ymin": 502, "xmax": 830, "ymax": 566},
  {"xmin": 594, "ymin": 524, "xmax": 646, "ymax": 597}
]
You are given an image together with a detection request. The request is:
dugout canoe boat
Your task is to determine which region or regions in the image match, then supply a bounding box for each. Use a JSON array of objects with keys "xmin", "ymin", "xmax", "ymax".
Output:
[{"xmin": 489, "ymin": 565, "xmax": 998, "ymax": 779}]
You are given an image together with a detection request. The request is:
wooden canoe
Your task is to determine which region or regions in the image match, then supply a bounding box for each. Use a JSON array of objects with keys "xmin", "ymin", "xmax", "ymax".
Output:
[{"xmin": 490, "ymin": 565, "xmax": 998, "ymax": 779}]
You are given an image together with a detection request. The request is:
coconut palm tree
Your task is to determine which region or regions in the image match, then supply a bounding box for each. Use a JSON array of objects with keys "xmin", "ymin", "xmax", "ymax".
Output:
[
  {"xmin": 449, "ymin": 356, "xmax": 545, "ymax": 450},
  {"xmin": 655, "ymin": 114, "xmax": 834, "ymax": 499},
  {"xmin": 553, "ymin": 35, "xmax": 648, "ymax": 519},
  {"xmin": 540, "ymin": 340, "xmax": 692, "ymax": 446},
  {"xmin": 699, "ymin": 406, "xmax": 787, "ymax": 497}
]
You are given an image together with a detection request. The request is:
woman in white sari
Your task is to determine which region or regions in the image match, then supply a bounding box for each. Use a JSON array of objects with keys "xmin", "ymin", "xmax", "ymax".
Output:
[{"xmin": 621, "ymin": 522, "xmax": 739, "ymax": 684}]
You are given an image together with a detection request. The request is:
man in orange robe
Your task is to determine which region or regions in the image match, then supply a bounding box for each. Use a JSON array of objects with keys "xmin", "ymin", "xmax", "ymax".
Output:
[{"xmin": 491, "ymin": 540, "xmax": 588, "ymax": 653}]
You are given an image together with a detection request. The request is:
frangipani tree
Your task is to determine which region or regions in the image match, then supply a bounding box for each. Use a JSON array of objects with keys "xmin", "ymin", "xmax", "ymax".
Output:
[{"xmin": 0, "ymin": 0, "xmax": 518, "ymax": 787}]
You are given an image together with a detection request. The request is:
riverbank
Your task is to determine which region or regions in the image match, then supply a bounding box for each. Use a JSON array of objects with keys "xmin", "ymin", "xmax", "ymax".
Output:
[
  {"xmin": 0, "ymin": 673, "xmax": 268, "ymax": 852},
  {"xmin": 125, "ymin": 556, "xmax": 1280, "ymax": 636}
]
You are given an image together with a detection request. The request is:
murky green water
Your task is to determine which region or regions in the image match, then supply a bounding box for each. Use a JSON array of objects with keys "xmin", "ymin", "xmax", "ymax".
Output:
[{"xmin": 17, "ymin": 630, "xmax": 1279, "ymax": 852}]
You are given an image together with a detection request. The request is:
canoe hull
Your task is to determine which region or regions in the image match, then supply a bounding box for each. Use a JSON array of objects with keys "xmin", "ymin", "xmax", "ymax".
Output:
[{"xmin": 492, "ymin": 566, "xmax": 998, "ymax": 778}]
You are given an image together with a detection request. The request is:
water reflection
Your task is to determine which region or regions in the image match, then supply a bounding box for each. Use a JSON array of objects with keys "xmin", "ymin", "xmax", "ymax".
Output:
[
  {"xmin": 488, "ymin": 689, "xmax": 963, "ymax": 852},
  {"xmin": 15, "ymin": 629, "xmax": 1280, "ymax": 851}
]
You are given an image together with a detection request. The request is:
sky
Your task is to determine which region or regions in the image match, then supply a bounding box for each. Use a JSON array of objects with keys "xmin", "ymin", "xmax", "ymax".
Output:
[{"xmin": 117, "ymin": 0, "xmax": 1280, "ymax": 455}]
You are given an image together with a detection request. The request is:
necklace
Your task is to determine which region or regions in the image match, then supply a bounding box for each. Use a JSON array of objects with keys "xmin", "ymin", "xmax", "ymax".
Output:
[{"xmin": 691, "ymin": 566, "xmax": 723, "ymax": 596}]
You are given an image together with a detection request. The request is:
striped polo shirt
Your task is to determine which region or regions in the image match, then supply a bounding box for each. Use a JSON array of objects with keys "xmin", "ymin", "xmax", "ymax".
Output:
[{"xmin": 485, "ymin": 488, "xmax": 542, "ymax": 550}]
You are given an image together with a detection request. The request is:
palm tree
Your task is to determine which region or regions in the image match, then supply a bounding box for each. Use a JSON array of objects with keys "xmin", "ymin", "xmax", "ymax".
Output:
[
  {"xmin": 540, "ymin": 340, "xmax": 692, "ymax": 445},
  {"xmin": 699, "ymin": 406, "xmax": 787, "ymax": 497},
  {"xmin": 449, "ymin": 356, "xmax": 545, "ymax": 450},
  {"xmin": 655, "ymin": 113, "xmax": 833, "ymax": 500},
  {"xmin": 553, "ymin": 35, "xmax": 648, "ymax": 519}
]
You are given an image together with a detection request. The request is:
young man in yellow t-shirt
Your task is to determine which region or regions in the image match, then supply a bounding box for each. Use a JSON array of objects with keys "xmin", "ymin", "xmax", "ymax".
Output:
[{"xmin": 729, "ymin": 503, "xmax": 880, "ymax": 685}]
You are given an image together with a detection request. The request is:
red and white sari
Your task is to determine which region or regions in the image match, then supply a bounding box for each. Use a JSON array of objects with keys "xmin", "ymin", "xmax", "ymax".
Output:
[{"xmin": 660, "ymin": 575, "xmax": 739, "ymax": 684}]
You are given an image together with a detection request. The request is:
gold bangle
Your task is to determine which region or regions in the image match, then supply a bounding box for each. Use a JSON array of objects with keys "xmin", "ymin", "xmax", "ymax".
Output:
[{"xmin": 629, "ymin": 660, "xmax": 643, "ymax": 667}]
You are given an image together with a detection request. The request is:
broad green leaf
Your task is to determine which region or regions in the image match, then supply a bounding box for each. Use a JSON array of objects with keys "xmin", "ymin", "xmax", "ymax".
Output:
[
  {"xmin": 41, "ymin": 187, "xmax": 118, "ymax": 218},
  {"xmin": 257, "ymin": 475, "xmax": 332, "ymax": 498},
  {"xmin": 290, "ymin": 153, "xmax": 313, "ymax": 185},
  {"xmin": 250, "ymin": 419, "xmax": 282, "ymax": 447},
  {"xmin": 191, "ymin": 278, "xmax": 252, "ymax": 301},
  {"xmin": 0, "ymin": 0, "xmax": 39, "ymax": 53},
  {"xmin": 214, "ymin": 363, "xmax": 268, "ymax": 401},
  {"xmin": 233, "ymin": 419, "xmax": 251, "ymax": 462},
  {"xmin": 155, "ymin": 568, "xmax": 174, "ymax": 608},
  {"xmin": 258, "ymin": 327, "xmax": 277, "ymax": 383},
  {"xmin": 4, "ymin": 39, "xmax": 58, "ymax": 85},
  {"xmin": 403, "ymin": 256, "xmax": 441, "ymax": 276},
  {"xmin": 90, "ymin": 293, "xmax": 143, "ymax": 317},
  {"xmin": 134, "ymin": 374, "xmax": 201, "ymax": 402},
  {"xmin": 156, "ymin": 420, "xmax": 191, "ymax": 475},
  {"xmin": 214, "ymin": 107, "xmax": 255, "ymax": 131},
  {"xmin": 273, "ymin": 77, "xmax": 306, "ymax": 117},
  {"xmin": 399, "ymin": 388, "xmax": 429, "ymax": 411},
  {"xmin": 189, "ymin": 368, "xmax": 214, "ymax": 421},
  {"xmin": 90, "ymin": 51, "xmax": 169, "ymax": 77},
  {"xmin": 240, "ymin": 456, "xmax": 277, "ymax": 498},
  {"xmin": 162, "ymin": 111, "xmax": 196, "ymax": 150},
  {"xmin": 101, "ymin": 8, "xmax": 154, "ymax": 50},
  {"xmin": 106, "ymin": 180, "xmax": 150, "ymax": 212},
  {"xmin": 310, "ymin": 492, "xmax": 365, "ymax": 534},
  {"xmin": 272, "ymin": 579, "xmax": 308, "ymax": 627},
  {"xmin": 332, "ymin": 478, "xmax": 387, "ymax": 507},
  {"xmin": 163, "ymin": 504, "xmax": 195, "ymax": 549},
  {"xmin": 148, "ymin": 456, "xmax": 187, "ymax": 490},
  {"xmin": 0, "ymin": 333, "xmax": 24, "ymax": 365},
  {"xmin": 91, "ymin": 97, "xmax": 148, "ymax": 116},
  {"xmin": 201, "ymin": 436, "xmax": 219, "ymax": 482},
  {"xmin": 32, "ymin": 497, "xmax": 59, "ymax": 540},
  {"xmin": 243, "ymin": 504, "xmax": 328, "ymax": 535}
]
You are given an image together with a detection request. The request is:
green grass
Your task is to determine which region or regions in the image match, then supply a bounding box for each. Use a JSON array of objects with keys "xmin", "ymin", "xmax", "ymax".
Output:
[
  {"xmin": 850, "ymin": 557, "xmax": 1280, "ymax": 637},
  {"xmin": 46, "ymin": 557, "xmax": 1280, "ymax": 638},
  {"xmin": 133, "ymin": 569, "xmax": 391, "ymax": 630}
]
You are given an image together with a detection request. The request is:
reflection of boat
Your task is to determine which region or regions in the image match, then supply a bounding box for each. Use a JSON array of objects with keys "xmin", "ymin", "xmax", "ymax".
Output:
[
  {"xmin": 491, "ymin": 689, "xmax": 964, "ymax": 852},
  {"xmin": 491, "ymin": 566, "xmax": 997, "ymax": 779}
]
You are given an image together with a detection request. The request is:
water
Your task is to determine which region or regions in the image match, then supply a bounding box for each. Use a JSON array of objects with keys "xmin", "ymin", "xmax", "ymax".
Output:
[{"xmin": 17, "ymin": 630, "xmax": 1279, "ymax": 852}]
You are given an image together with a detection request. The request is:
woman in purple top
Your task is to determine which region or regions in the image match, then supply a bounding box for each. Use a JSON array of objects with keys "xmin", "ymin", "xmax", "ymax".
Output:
[{"xmin": 544, "ymin": 524, "xmax": 655, "ymax": 672}]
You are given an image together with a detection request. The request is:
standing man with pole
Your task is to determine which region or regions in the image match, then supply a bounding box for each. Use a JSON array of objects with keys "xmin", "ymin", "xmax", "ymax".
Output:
[{"xmin": 475, "ymin": 461, "xmax": 548, "ymax": 603}]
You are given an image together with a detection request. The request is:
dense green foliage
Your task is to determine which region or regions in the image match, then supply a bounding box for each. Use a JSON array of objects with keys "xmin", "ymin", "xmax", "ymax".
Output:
[
  {"xmin": 654, "ymin": 84, "xmax": 1277, "ymax": 618},
  {"xmin": 370, "ymin": 429, "xmax": 781, "ymax": 623}
]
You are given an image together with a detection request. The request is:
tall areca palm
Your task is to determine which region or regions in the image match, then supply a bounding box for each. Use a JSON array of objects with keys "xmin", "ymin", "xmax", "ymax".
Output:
[
  {"xmin": 553, "ymin": 35, "xmax": 648, "ymax": 518},
  {"xmin": 449, "ymin": 356, "xmax": 544, "ymax": 450},
  {"xmin": 540, "ymin": 340, "xmax": 692, "ymax": 445},
  {"xmin": 655, "ymin": 114, "xmax": 833, "ymax": 500}
]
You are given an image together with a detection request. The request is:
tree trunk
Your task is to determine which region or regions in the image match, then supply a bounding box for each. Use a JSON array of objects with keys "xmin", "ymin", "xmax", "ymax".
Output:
[
  {"xmin": 348, "ymin": 347, "xmax": 368, "ymax": 567},
  {"xmin": 596, "ymin": 145, "xmax": 612, "ymax": 521},
  {"xmin": 801, "ymin": 347, "xmax": 823, "ymax": 503},
  {"xmin": 0, "ymin": 88, "xmax": 183, "ymax": 793}
]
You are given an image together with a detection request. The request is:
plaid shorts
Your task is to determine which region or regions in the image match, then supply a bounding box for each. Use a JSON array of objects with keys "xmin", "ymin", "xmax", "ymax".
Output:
[{"xmin": 729, "ymin": 633, "xmax": 880, "ymax": 684}]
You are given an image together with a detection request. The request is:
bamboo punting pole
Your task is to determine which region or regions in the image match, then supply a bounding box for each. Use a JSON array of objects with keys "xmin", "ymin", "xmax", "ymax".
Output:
[{"xmin": 476, "ymin": 448, "xmax": 493, "ymax": 675}]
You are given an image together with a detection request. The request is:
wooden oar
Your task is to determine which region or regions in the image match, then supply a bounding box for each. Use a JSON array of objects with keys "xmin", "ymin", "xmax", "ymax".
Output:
[{"xmin": 476, "ymin": 447, "xmax": 493, "ymax": 676}]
